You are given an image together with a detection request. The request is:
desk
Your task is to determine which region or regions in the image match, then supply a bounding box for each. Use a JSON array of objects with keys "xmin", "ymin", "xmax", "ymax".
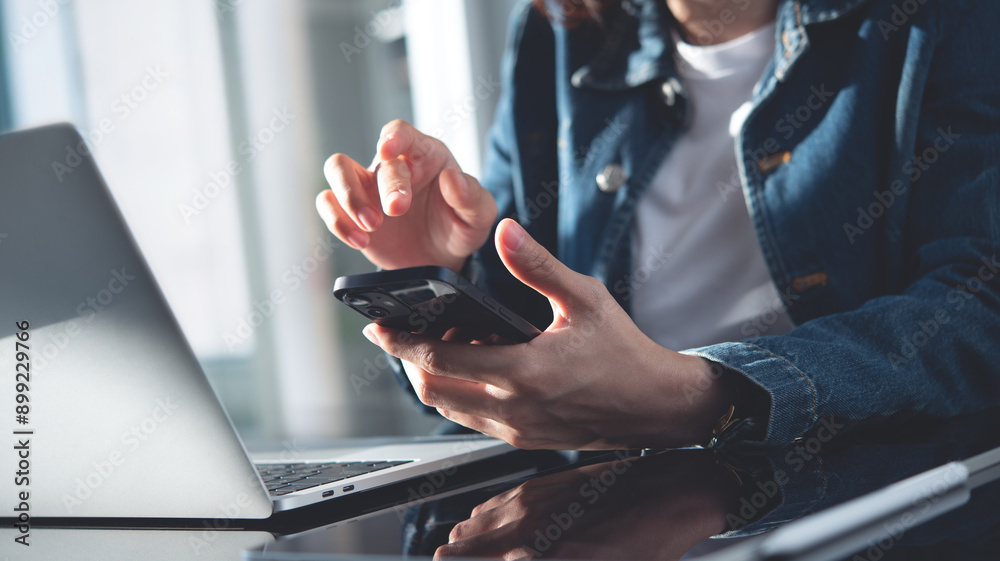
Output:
[{"xmin": 9, "ymin": 410, "xmax": 1000, "ymax": 560}]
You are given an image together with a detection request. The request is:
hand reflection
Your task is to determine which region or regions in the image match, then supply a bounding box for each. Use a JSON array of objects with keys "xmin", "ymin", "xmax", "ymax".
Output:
[{"xmin": 434, "ymin": 450, "xmax": 740, "ymax": 560}]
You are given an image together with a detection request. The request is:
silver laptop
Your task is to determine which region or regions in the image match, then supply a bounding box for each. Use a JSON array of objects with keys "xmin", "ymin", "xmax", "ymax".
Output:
[
  {"xmin": 697, "ymin": 447, "xmax": 1000, "ymax": 561},
  {"xmin": 0, "ymin": 123, "xmax": 515, "ymax": 520}
]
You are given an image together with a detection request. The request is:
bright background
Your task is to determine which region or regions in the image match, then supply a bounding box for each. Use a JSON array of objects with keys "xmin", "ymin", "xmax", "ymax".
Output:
[{"xmin": 0, "ymin": 0, "xmax": 520, "ymax": 441}]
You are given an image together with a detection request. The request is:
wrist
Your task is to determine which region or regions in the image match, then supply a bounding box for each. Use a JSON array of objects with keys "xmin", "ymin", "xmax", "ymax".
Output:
[
  {"xmin": 699, "ymin": 360, "xmax": 771, "ymax": 448},
  {"xmin": 680, "ymin": 357, "xmax": 739, "ymax": 446}
]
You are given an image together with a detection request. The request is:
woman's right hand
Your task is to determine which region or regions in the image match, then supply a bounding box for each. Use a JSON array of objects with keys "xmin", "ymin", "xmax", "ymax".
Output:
[{"xmin": 316, "ymin": 119, "xmax": 498, "ymax": 272}]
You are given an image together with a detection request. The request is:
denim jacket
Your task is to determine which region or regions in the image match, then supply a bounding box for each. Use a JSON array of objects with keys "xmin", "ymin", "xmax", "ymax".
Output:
[{"xmin": 473, "ymin": 0, "xmax": 1000, "ymax": 447}]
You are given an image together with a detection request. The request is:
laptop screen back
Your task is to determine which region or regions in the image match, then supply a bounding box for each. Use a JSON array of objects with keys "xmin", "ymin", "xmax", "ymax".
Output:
[{"xmin": 0, "ymin": 124, "xmax": 271, "ymax": 518}]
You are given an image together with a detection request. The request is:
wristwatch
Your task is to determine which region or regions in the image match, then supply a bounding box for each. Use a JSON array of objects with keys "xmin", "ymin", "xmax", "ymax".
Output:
[{"xmin": 705, "ymin": 367, "xmax": 769, "ymax": 448}]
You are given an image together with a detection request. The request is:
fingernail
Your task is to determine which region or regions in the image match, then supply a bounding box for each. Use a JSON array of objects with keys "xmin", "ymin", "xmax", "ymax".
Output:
[
  {"xmin": 362, "ymin": 324, "xmax": 379, "ymax": 345},
  {"xmin": 379, "ymin": 134, "xmax": 398, "ymax": 158},
  {"xmin": 454, "ymin": 170, "xmax": 470, "ymax": 197},
  {"xmin": 357, "ymin": 207, "xmax": 378, "ymax": 232},
  {"xmin": 500, "ymin": 220, "xmax": 526, "ymax": 252},
  {"xmin": 348, "ymin": 231, "xmax": 368, "ymax": 249},
  {"xmin": 384, "ymin": 190, "xmax": 406, "ymax": 213}
]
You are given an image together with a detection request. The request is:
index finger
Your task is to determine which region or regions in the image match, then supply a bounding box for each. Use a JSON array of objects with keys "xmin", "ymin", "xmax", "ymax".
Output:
[
  {"xmin": 366, "ymin": 325, "xmax": 521, "ymax": 390},
  {"xmin": 376, "ymin": 120, "xmax": 458, "ymax": 188}
]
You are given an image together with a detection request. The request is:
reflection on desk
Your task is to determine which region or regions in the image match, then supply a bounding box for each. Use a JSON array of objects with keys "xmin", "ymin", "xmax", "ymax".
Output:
[
  {"xmin": 0, "ymin": 528, "xmax": 273, "ymax": 560},
  {"xmin": 256, "ymin": 408, "xmax": 1000, "ymax": 560},
  {"xmin": 9, "ymin": 409, "xmax": 1000, "ymax": 560}
]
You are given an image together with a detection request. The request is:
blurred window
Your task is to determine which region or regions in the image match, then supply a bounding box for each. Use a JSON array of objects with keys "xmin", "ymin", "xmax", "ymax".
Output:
[{"xmin": 0, "ymin": 0, "xmax": 515, "ymax": 441}]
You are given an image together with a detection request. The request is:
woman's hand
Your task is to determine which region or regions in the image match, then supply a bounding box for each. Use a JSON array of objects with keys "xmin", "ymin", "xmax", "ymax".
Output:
[
  {"xmin": 435, "ymin": 450, "xmax": 739, "ymax": 560},
  {"xmin": 316, "ymin": 120, "xmax": 497, "ymax": 272},
  {"xmin": 365, "ymin": 218, "xmax": 737, "ymax": 450}
]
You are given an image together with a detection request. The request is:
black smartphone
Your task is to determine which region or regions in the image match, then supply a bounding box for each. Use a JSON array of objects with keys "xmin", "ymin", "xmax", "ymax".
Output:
[{"xmin": 333, "ymin": 266, "xmax": 542, "ymax": 343}]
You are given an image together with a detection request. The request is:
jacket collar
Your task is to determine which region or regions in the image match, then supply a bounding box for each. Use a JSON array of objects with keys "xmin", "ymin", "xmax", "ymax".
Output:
[{"xmin": 571, "ymin": 0, "xmax": 875, "ymax": 91}]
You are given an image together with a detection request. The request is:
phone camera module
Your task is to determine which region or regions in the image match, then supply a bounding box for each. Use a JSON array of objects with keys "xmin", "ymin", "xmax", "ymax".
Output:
[
  {"xmin": 345, "ymin": 295, "xmax": 371, "ymax": 307},
  {"xmin": 366, "ymin": 307, "xmax": 389, "ymax": 318}
]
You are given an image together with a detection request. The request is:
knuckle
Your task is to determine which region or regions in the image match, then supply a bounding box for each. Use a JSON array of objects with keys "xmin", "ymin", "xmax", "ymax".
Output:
[
  {"xmin": 380, "ymin": 119, "xmax": 409, "ymax": 138},
  {"xmin": 569, "ymin": 275, "xmax": 607, "ymax": 315},
  {"xmin": 412, "ymin": 132, "xmax": 440, "ymax": 160},
  {"xmin": 581, "ymin": 275, "xmax": 607, "ymax": 302},
  {"xmin": 411, "ymin": 379, "xmax": 439, "ymax": 407},
  {"xmin": 492, "ymin": 398, "xmax": 516, "ymax": 425},
  {"xmin": 328, "ymin": 214, "xmax": 350, "ymax": 235},
  {"xmin": 327, "ymin": 216, "xmax": 358, "ymax": 242},
  {"xmin": 324, "ymin": 153, "xmax": 352, "ymax": 177},
  {"xmin": 522, "ymin": 243, "xmax": 557, "ymax": 280},
  {"xmin": 435, "ymin": 544, "xmax": 460, "ymax": 559},
  {"xmin": 507, "ymin": 433, "xmax": 537, "ymax": 450},
  {"xmin": 449, "ymin": 521, "xmax": 469, "ymax": 541},
  {"xmin": 415, "ymin": 345, "xmax": 445, "ymax": 374},
  {"xmin": 470, "ymin": 501, "xmax": 492, "ymax": 518},
  {"xmin": 379, "ymin": 160, "xmax": 411, "ymax": 187},
  {"xmin": 315, "ymin": 189, "xmax": 332, "ymax": 211}
]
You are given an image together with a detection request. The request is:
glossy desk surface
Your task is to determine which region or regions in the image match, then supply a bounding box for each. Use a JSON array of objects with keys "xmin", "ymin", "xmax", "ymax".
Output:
[{"xmin": 7, "ymin": 409, "xmax": 1000, "ymax": 561}]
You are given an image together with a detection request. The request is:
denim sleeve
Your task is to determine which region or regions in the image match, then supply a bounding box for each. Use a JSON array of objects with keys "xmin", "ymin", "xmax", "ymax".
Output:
[{"xmin": 687, "ymin": 2, "xmax": 1000, "ymax": 447}]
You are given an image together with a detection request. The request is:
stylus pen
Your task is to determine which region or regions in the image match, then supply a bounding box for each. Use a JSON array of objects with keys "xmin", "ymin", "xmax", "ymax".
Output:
[{"xmin": 701, "ymin": 446, "xmax": 1000, "ymax": 561}]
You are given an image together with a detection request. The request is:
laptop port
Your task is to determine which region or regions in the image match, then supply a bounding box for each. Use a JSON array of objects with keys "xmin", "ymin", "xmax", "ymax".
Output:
[
  {"xmin": 322, "ymin": 490, "xmax": 335, "ymax": 498},
  {"xmin": 342, "ymin": 485, "xmax": 355, "ymax": 492}
]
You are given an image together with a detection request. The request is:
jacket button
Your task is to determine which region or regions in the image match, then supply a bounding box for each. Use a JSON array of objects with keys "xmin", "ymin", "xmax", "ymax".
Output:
[
  {"xmin": 597, "ymin": 164, "xmax": 626, "ymax": 193},
  {"xmin": 661, "ymin": 78, "xmax": 680, "ymax": 107},
  {"xmin": 757, "ymin": 151, "xmax": 792, "ymax": 173}
]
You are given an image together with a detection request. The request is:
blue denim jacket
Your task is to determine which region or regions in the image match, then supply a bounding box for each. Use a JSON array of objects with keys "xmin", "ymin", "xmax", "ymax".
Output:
[{"xmin": 474, "ymin": 0, "xmax": 1000, "ymax": 447}]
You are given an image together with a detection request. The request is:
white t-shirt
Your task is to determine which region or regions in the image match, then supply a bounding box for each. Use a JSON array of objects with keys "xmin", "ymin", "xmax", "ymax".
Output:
[{"xmin": 630, "ymin": 22, "xmax": 794, "ymax": 350}]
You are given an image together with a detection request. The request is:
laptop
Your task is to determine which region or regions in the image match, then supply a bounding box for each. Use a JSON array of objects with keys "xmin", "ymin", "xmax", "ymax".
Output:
[
  {"xmin": 0, "ymin": 123, "xmax": 517, "ymax": 521},
  {"xmin": 697, "ymin": 446, "xmax": 1000, "ymax": 561}
]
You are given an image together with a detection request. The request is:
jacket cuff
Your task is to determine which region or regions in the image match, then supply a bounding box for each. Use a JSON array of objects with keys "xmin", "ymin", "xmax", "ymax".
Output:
[{"xmin": 681, "ymin": 342, "xmax": 819, "ymax": 447}]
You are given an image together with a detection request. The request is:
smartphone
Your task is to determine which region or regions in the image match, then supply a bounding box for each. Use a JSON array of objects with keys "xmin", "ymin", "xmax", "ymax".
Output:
[{"xmin": 333, "ymin": 266, "xmax": 542, "ymax": 343}]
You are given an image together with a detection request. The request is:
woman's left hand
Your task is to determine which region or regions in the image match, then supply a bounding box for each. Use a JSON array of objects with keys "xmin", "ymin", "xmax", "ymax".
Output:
[{"xmin": 364, "ymin": 219, "xmax": 736, "ymax": 450}]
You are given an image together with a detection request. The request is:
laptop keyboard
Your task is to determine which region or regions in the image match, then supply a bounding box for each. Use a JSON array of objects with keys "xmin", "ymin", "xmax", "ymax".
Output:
[{"xmin": 255, "ymin": 460, "xmax": 413, "ymax": 496}]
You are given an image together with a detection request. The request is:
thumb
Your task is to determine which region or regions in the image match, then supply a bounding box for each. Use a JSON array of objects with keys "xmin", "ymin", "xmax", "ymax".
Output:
[{"xmin": 495, "ymin": 219, "xmax": 590, "ymax": 315}]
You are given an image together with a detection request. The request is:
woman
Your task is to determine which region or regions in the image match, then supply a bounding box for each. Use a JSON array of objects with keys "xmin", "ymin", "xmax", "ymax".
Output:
[{"xmin": 316, "ymin": 0, "xmax": 1000, "ymax": 451}]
